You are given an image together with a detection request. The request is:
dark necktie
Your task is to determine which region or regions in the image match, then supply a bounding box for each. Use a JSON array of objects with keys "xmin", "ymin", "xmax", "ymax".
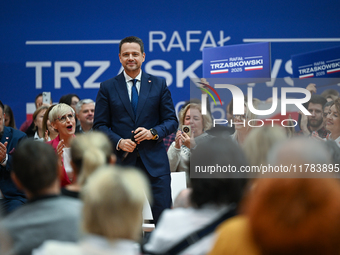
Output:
[{"xmin": 131, "ymin": 79, "xmax": 139, "ymax": 116}]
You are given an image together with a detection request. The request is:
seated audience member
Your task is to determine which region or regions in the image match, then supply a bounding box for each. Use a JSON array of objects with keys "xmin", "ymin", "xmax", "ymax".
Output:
[
  {"xmin": 229, "ymin": 97, "xmax": 258, "ymax": 144},
  {"xmin": 47, "ymin": 103, "xmax": 76, "ymax": 186},
  {"xmin": 167, "ymin": 103, "xmax": 212, "ymax": 173},
  {"xmin": 19, "ymin": 93, "xmax": 43, "ymax": 132},
  {"xmin": 42, "ymin": 105, "xmax": 58, "ymax": 142},
  {"xmin": 299, "ymin": 94, "xmax": 328, "ymax": 138},
  {"xmin": 209, "ymin": 138, "xmax": 340, "ymax": 255},
  {"xmin": 242, "ymin": 126, "xmax": 287, "ymax": 168},
  {"xmin": 62, "ymin": 132, "xmax": 116, "ymax": 198},
  {"xmin": 321, "ymin": 88, "xmax": 339, "ymax": 102},
  {"xmin": 33, "ymin": 165, "xmax": 150, "ymax": 255},
  {"xmin": 75, "ymin": 99, "xmax": 95, "ymax": 134},
  {"xmin": 323, "ymin": 98, "xmax": 340, "ymax": 147},
  {"xmin": 0, "ymin": 101, "xmax": 27, "ymax": 215},
  {"xmin": 4, "ymin": 105, "xmax": 16, "ymax": 129},
  {"xmin": 324, "ymin": 140, "xmax": 340, "ymax": 165},
  {"xmin": 0, "ymin": 140, "xmax": 82, "ymax": 255},
  {"xmin": 30, "ymin": 105, "xmax": 49, "ymax": 140},
  {"xmin": 59, "ymin": 94, "xmax": 80, "ymax": 127},
  {"xmin": 144, "ymin": 136, "xmax": 249, "ymax": 255},
  {"xmin": 59, "ymin": 94, "xmax": 80, "ymax": 112},
  {"xmin": 20, "ymin": 93, "xmax": 51, "ymax": 137}
]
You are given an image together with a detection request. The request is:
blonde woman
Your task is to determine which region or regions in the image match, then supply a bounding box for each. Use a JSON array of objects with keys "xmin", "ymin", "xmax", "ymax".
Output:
[
  {"xmin": 167, "ymin": 103, "xmax": 212, "ymax": 173},
  {"xmin": 47, "ymin": 103, "xmax": 76, "ymax": 186},
  {"xmin": 34, "ymin": 165, "xmax": 150, "ymax": 255},
  {"xmin": 62, "ymin": 132, "xmax": 116, "ymax": 198}
]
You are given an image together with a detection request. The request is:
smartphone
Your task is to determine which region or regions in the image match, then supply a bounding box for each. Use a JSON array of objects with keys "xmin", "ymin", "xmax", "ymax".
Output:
[
  {"xmin": 42, "ymin": 92, "xmax": 51, "ymax": 105},
  {"xmin": 182, "ymin": 125, "xmax": 191, "ymax": 137}
]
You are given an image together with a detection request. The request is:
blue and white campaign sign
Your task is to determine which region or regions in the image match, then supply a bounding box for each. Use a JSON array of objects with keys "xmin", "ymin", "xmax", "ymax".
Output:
[
  {"xmin": 202, "ymin": 42, "xmax": 271, "ymax": 79},
  {"xmin": 292, "ymin": 45, "xmax": 340, "ymax": 79},
  {"xmin": 1, "ymin": 0, "xmax": 340, "ymax": 126}
]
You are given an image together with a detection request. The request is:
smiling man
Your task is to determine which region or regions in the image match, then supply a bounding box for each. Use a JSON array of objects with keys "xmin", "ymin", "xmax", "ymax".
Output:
[
  {"xmin": 93, "ymin": 36, "xmax": 178, "ymax": 224},
  {"xmin": 75, "ymin": 99, "xmax": 95, "ymax": 134}
]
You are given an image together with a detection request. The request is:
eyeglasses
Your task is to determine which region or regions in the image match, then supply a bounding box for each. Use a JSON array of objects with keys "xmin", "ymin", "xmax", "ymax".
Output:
[{"xmin": 57, "ymin": 113, "xmax": 75, "ymax": 123}]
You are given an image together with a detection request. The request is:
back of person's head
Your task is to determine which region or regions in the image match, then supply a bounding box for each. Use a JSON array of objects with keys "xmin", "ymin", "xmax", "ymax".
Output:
[
  {"xmin": 243, "ymin": 126, "xmax": 287, "ymax": 167},
  {"xmin": 81, "ymin": 165, "xmax": 150, "ymax": 241},
  {"xmin": 324, "ymin": 140, "xmax": 340, "ymax": 164},
  {"xmin": 190, "ymin": 136, "xmax": 248, "ymax": 208},
  {"xmin": 70, "ymin": 132, "xmax": 115, "ymax": 185},
  {"xmin": 12, "ymin": 139, "xmax": 59, "ymax": 195},
  {"xmin": 246, "ymin": 178, "xmax": 340, "ymax": 255},
  {"xmin": 268, "ymin": 137, "xmax": 331, "ymax": 168}
]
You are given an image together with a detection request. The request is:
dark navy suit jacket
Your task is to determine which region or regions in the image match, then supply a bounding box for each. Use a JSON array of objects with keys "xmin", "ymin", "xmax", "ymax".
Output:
[
  {"xmin": 0, "ymin": 126, "xmax": 27, "ymax": 201},
  {"xmin": 93, "ymin": 71, "xmax": 178, "ymax": 177}
]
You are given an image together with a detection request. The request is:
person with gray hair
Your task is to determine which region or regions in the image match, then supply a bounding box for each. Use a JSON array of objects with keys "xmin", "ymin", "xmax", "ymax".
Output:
[
  {"xmin": 33, "ymin": 165, "xmax": 150, "ymax": 255},
  {"xmin": 75, "ymin": 99, "xmax": 95, "ymax": 134}
]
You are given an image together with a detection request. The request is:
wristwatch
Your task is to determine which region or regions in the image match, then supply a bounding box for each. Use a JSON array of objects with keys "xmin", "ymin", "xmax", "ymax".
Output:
[{"xmin": 150, "ymin": 128, "xmax": 159, "ymax": 140}]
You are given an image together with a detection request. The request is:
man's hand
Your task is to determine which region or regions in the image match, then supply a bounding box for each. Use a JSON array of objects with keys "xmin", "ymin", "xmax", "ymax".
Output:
[
  {"xmin": 0, "ymin": 142, "xmax": 8, "ymax": 163},
  {"xmin": 134, "ymin": 127, "xmax": 154, "ymax": 143},
  {"xmin": 118, "ymin": 139, "xmax": 137, "ymax": 152}
]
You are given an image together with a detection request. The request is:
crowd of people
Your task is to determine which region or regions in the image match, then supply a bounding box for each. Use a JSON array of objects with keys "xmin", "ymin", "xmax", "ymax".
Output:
[{"xmin": 0, "ymin": 35, "xmax": 340, "ymax": 255}]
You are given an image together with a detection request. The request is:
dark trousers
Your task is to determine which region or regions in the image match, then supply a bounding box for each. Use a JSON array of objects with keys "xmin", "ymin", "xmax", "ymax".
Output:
[{"xmin": 135, "ymin": 157, "xmax": 172, "ymax": 225}]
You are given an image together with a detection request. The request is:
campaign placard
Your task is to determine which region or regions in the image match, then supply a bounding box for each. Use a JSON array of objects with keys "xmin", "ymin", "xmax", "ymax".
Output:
[
  {"xmin": 292, "ymin": 45, "xmax": 340, "ymax": 80},
  {"xmin": 202, "ymin": 42, "xmax": 271, "ymax": 80}
]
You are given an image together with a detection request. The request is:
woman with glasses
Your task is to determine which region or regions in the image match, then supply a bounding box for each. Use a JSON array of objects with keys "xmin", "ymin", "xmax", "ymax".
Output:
[{"xmin": 47, "ymin": 103, "xmax": 76, "ymax": 186}]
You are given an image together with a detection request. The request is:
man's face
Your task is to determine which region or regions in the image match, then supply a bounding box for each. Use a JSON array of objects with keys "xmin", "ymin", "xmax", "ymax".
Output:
[
  {"xmin": 307, "ymin": 103, "xmax": 324, "ymax": 128},
  {"xmin": 35, "ymin": 96, "xmax": 43, "ymax": 109},
  {"xmin": 0, "ymin": 108, "xmax": 5, "ymax": 133},
  {"xmin": 77, "ymin": 103, "xmax": 95, "ymax": 127},
  {"xmin": 119, "ymin": 42, "xmax": 145, "ymax": 76}
]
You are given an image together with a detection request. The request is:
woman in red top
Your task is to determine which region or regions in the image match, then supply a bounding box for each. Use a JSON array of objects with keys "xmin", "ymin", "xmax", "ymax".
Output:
[{"xmin": 47, "ymin": 103, "xmax": 76, "ymax": 186}]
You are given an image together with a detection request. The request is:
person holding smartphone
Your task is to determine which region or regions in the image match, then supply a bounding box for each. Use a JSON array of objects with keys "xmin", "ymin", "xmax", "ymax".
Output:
[{"xmin": 167, "ymin": 103, "xmax": 212, "ymax": 174}]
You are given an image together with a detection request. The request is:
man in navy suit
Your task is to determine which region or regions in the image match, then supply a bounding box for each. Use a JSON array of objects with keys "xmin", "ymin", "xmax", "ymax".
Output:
[
  {"xmin": 0, "ymin": 100, "xmax": 27, "ymax": 215},
  {"xmin": 93, "ymin": 36, "xmax": 178, "ymax": 223}
]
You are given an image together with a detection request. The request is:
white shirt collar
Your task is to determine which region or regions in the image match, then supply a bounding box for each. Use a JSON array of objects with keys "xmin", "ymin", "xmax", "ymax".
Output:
[{"xmin": 123, "ymin": 70, "xmax": 142, "ymax": 83}]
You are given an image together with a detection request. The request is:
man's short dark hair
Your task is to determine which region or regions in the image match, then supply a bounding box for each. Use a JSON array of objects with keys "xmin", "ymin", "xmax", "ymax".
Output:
[
  {"xmin": 12, "ymin": 139, "xmax": 59, "ymax": 194},
  {"xmin": 307, "ymin": 94, "xmax": 327, "ymax": 109},
  {"xmin": 190, "ymin": 136, "xmax": 249, "ymax": 208},
  {"xmin": 119, "ymin": 36, "xmax": 144, "ymax": 54}
]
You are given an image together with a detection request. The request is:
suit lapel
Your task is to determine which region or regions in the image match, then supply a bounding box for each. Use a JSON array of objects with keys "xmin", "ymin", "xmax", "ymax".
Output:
[
  {"xmin": 135, "ymin": 72, "xmax": 152, "ymax": 122},
  {"xmin": 1, "ymin": 126, "xmax": 11, "ymax": 144},
  {"xmin": 115, "ymin": 72, "xmax": 135, "ymax": 121}
]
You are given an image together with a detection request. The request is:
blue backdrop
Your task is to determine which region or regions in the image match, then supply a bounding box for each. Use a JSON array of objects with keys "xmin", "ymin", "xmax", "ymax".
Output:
[{"xmin": 1, "ymin": 0, "xmax": 340, "ymax": 126}]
